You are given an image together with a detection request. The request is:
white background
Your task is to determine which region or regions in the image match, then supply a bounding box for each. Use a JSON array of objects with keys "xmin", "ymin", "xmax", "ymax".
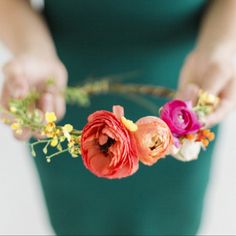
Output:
[{"xmin": 0, "ymin": 0, "xmax": 236, "ymax": 234}]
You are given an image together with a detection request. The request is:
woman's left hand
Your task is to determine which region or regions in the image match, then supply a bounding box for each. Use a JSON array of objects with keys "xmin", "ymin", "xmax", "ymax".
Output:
[{"xmin": 177, "ymin": 45, "xmax": 236, "ymax": 127}]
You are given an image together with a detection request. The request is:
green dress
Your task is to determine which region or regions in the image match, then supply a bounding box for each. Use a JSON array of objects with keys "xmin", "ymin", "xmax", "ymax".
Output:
[{"xmin": 33, "ymin": 0, "xmax": 217, "ymax": 235}]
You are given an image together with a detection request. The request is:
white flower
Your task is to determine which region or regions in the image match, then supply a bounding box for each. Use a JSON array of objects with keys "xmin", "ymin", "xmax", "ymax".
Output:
[{"xmin": 171, "ymin": 139, "xmax": 202, "ymax": 162}]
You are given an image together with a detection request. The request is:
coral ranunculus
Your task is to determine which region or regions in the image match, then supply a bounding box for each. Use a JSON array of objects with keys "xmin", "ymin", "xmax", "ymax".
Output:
[
  {"xmin": 134, "ymin": 116, "xmax": 173, "ymax": 166},
  {"xmin": 160, "ymin": 100, "xmax": 202, "ymax": 137},
  {"xmin": 81, "ymin": 106, "xmax": 139, "ymax": 179}
]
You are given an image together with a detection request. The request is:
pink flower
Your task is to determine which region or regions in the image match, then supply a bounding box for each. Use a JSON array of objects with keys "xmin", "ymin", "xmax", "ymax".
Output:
[
  {"xmin": 81, "ymin": 106, "xmax": 139, "ymax": 179},
  {"xmin": 160, "ymin": 100, "xmax": 201, "ymax": 137},
  {"xmin": 134, "ymin": 116, "xmax": 173, "ymax": 166}
]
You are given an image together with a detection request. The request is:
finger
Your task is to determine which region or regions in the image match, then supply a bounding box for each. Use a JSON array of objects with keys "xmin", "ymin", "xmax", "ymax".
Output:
[
  {"xmin": 176, "ymin": 83, "xmax": 200, "ymax": 105},
  {"xmin": 6, "ymin": 77, "xmax": 29, "ymax": 99},
  {"xmin": 205, "ymin": 99, "xmax": 234, "ymax": 127},
  {"xmin": 18, "ymin": 57, "xmax": 68, "ymax": 87},
  {"xmin": 3, "ymin": 60, "xmax": 23, "ymax": 79},
  {"xmin": 0, "ymin": 79, "xmax": 28, "ymax": 115},
  {"xmin": 177, "ymin": 55, "xmax": 201, "ymax": 103},
  {"xmin": 13, "ymin": 128, "xmax": 32, "ymax": 141},
  {"xmin": 54, "ymin": 63, "xmax": 68, "ymax": 90},
  {"xmin": 29, "ymin": 110, "xmax": 45, "ymax": 139},
  {"xmin": 3, "ymin": 61, "xmax": 29, "ymax": 99},
  {"xmin": 0, "ymin": 110, "xmax": 14, "ymax": 125},
  {"xmin": 39, "ymin": 65, "xmax": 67, "ymax": 120},
  {"xmin": 4, "ymin": 57, "xmax": 68, "ymax": 96},
  {"xmin": 32, "ymin": 131, "xmax": 46, "ymax": 140},
  {"xmin": 37, "ymin": 92, "xmax": 55, "ymax": 113},
  {"xmin": 54, "ymin": 94, "xmax": 66, "ymax": 120},
  {"xmin": 200, "ymin": 63, "xmax": 231, "ymax": 95},
  {"xmin": 0, "ymin": 82, "xmax": 11, "ymax": 109},
  {"xmin": 39, "ymin": 63, "xmax": 68, "ymax": 94},
  {"xmin": 205, "ymin": 78, "xmax": 236, "ymax": 127}
]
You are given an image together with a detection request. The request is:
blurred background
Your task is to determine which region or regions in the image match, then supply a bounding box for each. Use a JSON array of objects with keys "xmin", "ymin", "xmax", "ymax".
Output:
[{"xmin": 0, "ymin": 0, "xmax": 236, "ymax": 235}]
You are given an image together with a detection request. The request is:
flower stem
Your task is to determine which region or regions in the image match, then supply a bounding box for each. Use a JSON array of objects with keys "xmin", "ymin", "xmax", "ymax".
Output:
[
  {"xmin": 64, "ymin": 80, "xmax": 176, "ymax": 105},
  {"xmin": 46, "ymin": 148, "xmax": 69, "ymax": 163},
  {"xmin": 30, "ymin": 139, "xmax": 52, "ymax": 157}
]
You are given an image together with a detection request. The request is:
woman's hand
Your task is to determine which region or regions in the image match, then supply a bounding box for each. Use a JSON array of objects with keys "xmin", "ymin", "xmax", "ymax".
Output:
[
  {"xmin": 177, "ymin": 45, "xmax": 236, "ymax": 127},
  {"xmin": 0, "ymin": 54, "xmax": 68, "ymax": 140}
]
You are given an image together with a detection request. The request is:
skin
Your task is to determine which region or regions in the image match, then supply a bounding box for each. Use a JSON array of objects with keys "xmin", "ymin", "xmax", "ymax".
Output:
[
  {"xmin": 0, "ymin": 0, "xmax": 67, "ymax": 140},
  {"xmin": 0, "ymin": 0, "xmax": 236, "ymax": 140},
  {"xmin": 177, "ymin": 0, "xmax": 236, "ymax": 126}
]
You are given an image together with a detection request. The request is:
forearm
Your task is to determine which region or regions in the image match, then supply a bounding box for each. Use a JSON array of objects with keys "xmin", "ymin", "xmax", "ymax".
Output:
[
  {"xmin": 197, "ymin": 0, "xmax": 236, "ymax": 51},
  {"xmin": 0, "ymin": 0, "xmax": 56, "ymax": 57}
]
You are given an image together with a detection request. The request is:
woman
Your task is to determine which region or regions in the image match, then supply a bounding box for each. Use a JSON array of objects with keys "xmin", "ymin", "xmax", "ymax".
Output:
[{"xmin": 0, "ymin": 0, "xmax": 236, "ymax": 235}]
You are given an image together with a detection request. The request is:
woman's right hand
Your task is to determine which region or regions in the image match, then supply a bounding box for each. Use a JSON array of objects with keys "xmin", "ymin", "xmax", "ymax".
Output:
[{"xmin": 0, "ymin": 54, "xmax": 68, "ymax": 140}]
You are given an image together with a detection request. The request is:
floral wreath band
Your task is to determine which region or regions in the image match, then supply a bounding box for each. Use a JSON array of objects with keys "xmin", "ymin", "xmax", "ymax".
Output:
[{"xmin": 0, "ymin": 79, "xmax": 219, "ymax": 179}]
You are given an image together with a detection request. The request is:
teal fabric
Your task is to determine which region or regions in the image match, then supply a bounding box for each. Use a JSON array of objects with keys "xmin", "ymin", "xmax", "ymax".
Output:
[{"xmin": 32, "ymin": 0, "xmax": 217, "ymax": 235}]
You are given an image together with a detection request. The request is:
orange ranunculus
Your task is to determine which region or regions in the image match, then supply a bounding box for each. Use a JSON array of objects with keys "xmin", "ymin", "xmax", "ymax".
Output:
[{"xmin": 134, "ymin": 116, "xmax": 173, "ymax": 166}]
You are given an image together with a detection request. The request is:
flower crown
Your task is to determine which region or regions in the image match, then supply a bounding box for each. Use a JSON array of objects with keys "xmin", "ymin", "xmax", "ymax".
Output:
[{"xmin": 0, "ymin": 79, "xmax": 219, "ymax": 179}]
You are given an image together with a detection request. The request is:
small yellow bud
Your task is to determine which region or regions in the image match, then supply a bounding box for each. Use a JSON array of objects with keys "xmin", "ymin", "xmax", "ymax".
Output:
[
  {"xmin": 45, "ymin": 123, "xmax": 56, "ymax": 133},
  {"xmin": 121, "ymin": 116, "xmax": 138, "ymax": 132},
  {"xmin": 1, "ymin": 118, "xmax": 10, "ymax": 124},
  {"xmin": 198, "ymin": 90, "xmax": 220, "ymax": 113},
  {"xmin": 50, "ymin": 138, "xmax": 58, "ymax": 147},
  {"xmin": 59, "ymin": 136, "xmax": 66, "ymax": 142},
  {"xmin": 10, "ymin": 106, "xmax": 17, "ymax": 113},
  {"xmin": 63, "ymin": 124, "xmax": 73, "ymax": 133},
  {"xmin": 45, "ymin": 112, "xmax": 57, "ymax": 123},
  {"xmin": 11, "ymin": 123, "xmax": 23, "ymax": 135},
  {"xmin": 11, "ymin": 122, "xmax": 21, "ymax": 130},
  {"xmin": 68, "ymin": 140, "xmax": 75, "ymax": 148}
]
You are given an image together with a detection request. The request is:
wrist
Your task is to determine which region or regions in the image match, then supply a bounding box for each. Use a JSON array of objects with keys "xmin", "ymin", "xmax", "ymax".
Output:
[
  {"xmin": 12, "ymin": 40, "xmax": 58, "ymax": 59},
  {"xmin": 13, "ymin": 47, "xmax": 59, "ymax": 62},
  {"xmin": 195, "ymin": 39, "xmax": 236, "ymax": 52},
  {"xmin": 194, "ymin": 40, "xmax": 236, "ymax": 58}
]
